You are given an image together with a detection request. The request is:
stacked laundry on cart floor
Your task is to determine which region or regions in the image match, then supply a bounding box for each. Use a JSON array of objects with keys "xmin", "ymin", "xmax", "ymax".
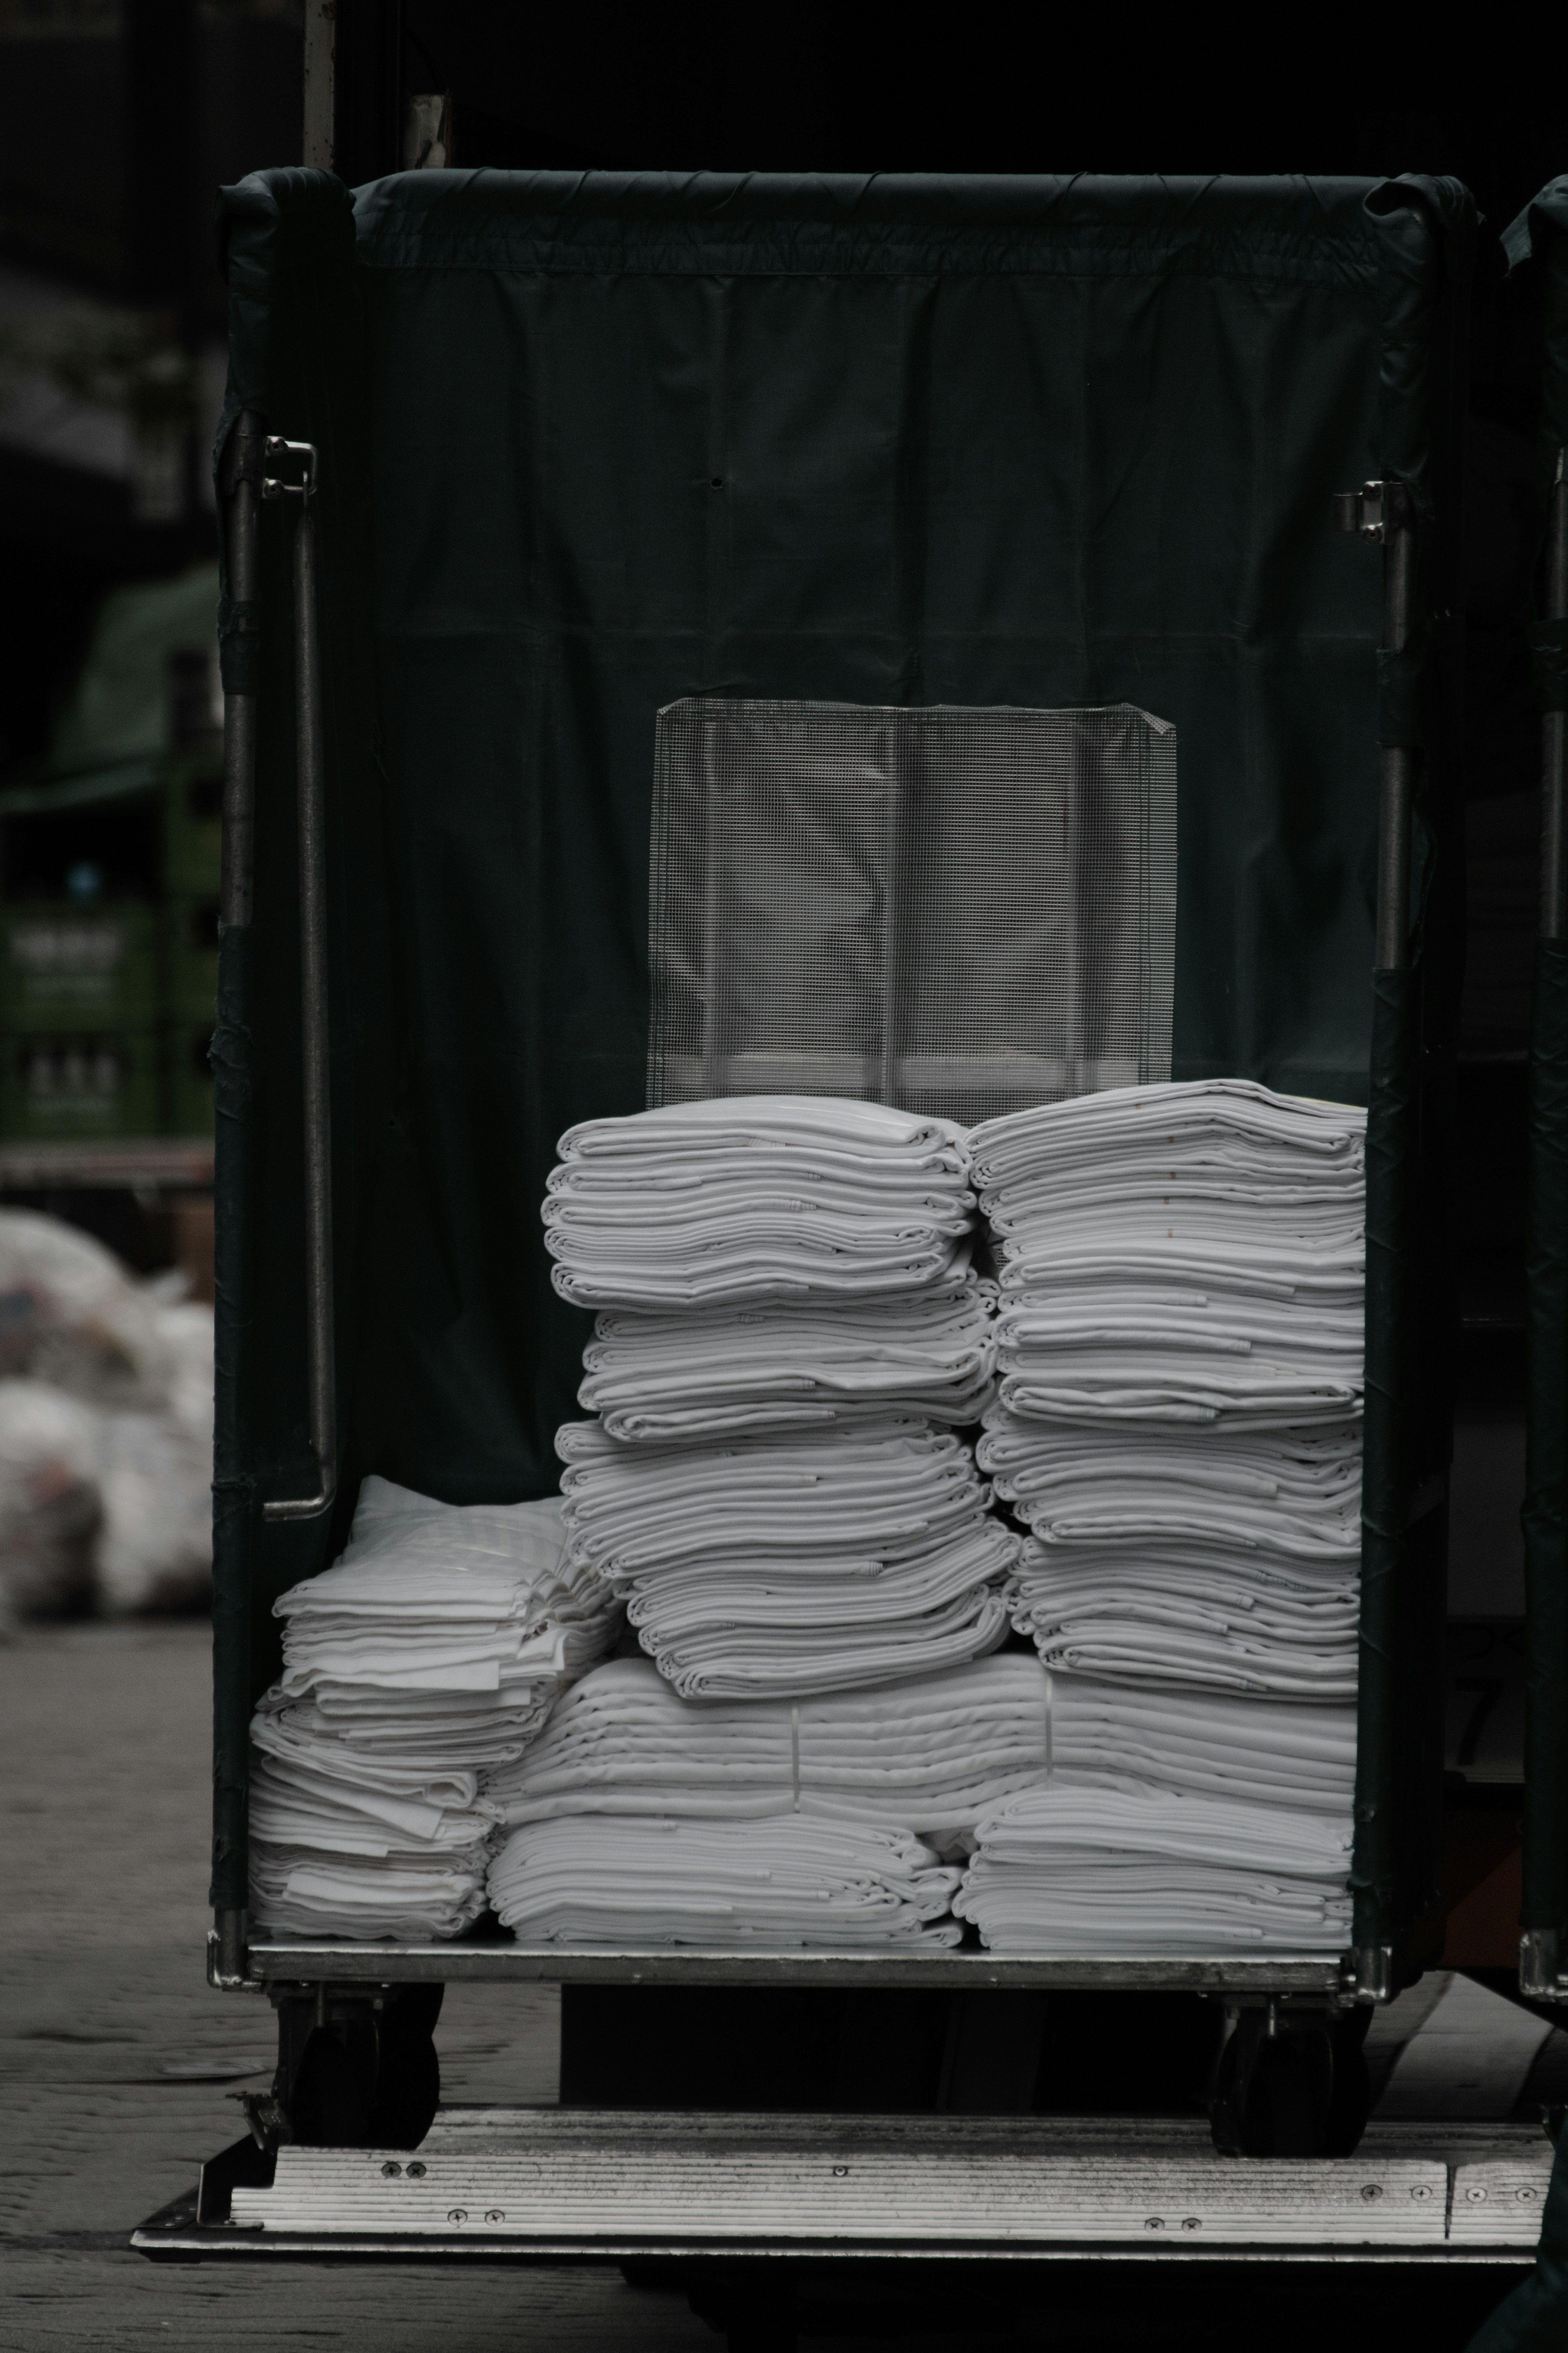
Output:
[
  {"xmin": 550, "ymin": 1097, "xmax": 1016, "ymax": 1702},
  {"xmin": 248, "ymin": 1479, "xmax": 621, "ymax": 1939},
  {"xmin": 954, "ymin": 1781, "xmax": 1353, "ymax": 1953},
  {"xmin": 513, "ymin": 1096, "xmax": 1035, "ymax": 1948},
  {"xmin": 957, "ymin": 1079, "xmax": 1365, "ymax": 1952},
  {"xmin": 485, "ymin": 1655, "xmax": 1056, "ymax": 1947}
]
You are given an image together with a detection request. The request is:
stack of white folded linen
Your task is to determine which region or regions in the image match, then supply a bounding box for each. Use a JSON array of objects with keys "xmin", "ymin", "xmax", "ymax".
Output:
[
  {"xmin": 488, "ymin": 1813, "xmax": 963, "ymax": 1949},
  {"xmin": 482, "ymin": 1653, "xmax": 1054, "ymax": 1845},
  {"xmin": 556, "ymin": 1414, "xmax": 1016, "ymax": 1698},
  {"xmin": 545, "ymin": 1095, "xmax": 978, "ymax": 1311},
  {"xmin": 248, "ymin": 1478, "xmax": 622, "ymax": 1939},
  {"xmin": 969, "ymin": 1081, "xmax": 1365, "ymax": 1724},
  {"xmin": 1045, "ymin": 1674, "xmax": 1358, "ymax": 1815},
  {"xmin": 577, "ymin": 1284, "xmax": 997, "ymax": 1443},
  {"xmin": 954, "ymin": 1781, "xmax": 1353, "ymax": 1953}
]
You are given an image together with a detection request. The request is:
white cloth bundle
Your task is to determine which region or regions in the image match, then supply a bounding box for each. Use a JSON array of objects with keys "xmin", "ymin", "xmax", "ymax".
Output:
[
  {"xmin": 482, "ymin": 1653, "xmax": 1054, "ymax": 1842},
  {"xmin": 1045, "ymin": 1673, "xmax": 1357, "ymax": 1814},
  {"xmin": 577, "ymin": 1280, "xmax": 997, "ymax": 1443},
  {"xmin": 248, "ymin": 1478, "xmax": 622, "ymax": 1939},
  {"xmin": 969, "ymin": 1081, "xmax": 1366, "ymax": 1427},
  {"xmin": 954, "ymin": 1781, "xmax": 1352, "ymax": 1953},
  {"xmin": 557, "ymin": 1416, "xmax": 1018, "ymax": 1698},
  {"xmin": 487, "ymin": 1813, "xmax": 963, "ymax": 1949},
  {"xmin": 986, "ymin": 1414, "xmax": 1361, "ymax": 1702},
  {"xmin": 1007, "ymin": 1539, "xmax": 1358, "ymax": 1700},
  {"xmin": 544, "ymin": 1095, "xmax": 976, "ymax": 1310}
]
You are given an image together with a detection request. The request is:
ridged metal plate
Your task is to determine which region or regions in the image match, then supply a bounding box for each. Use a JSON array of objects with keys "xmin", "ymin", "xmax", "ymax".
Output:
[
  {"xmin": 1448, "ymin": 2157, "xmax": 1557, "ymax": 2245},
  {"xmin": 230, "ymin": 2111, "xmax": 1451, "ymax": 2250}
]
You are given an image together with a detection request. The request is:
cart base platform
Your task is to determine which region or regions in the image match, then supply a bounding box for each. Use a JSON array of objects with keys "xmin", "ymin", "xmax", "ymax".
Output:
[{"xmin": 131, "ymin": 2110, "xmax": 1550, "ymax": 2265}]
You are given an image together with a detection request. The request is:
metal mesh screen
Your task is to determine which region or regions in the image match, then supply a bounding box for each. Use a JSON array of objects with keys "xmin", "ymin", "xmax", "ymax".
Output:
[{"xmin": 647, "ymin": 700, "xmax": 1178, "ymax": 1124}]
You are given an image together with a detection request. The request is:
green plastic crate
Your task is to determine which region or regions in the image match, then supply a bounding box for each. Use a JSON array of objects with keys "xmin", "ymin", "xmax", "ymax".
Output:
[
  {"xmin": 0, "ymin": 1031, "xmax": 161, "ymax": 1140},
  {"xmin": 162, "ymin": 761, "xmax": 223, "ymax": 897},
  {"xmin": 164, "ymin": 894, "xmax": 220, "ymax": 1025},
  {"xmin": 165, "ymin": 1022, "xmax": 215, "ymax": 1137},
  {"xmin": 0, "ymin": 903, "xmax": 158, "ymax": 1033}
]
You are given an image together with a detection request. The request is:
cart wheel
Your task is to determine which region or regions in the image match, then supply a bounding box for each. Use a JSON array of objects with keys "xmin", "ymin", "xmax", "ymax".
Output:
[{"xmin": 1209, "ymin": 2015, "xmax": 1334, "ymax": 2156}]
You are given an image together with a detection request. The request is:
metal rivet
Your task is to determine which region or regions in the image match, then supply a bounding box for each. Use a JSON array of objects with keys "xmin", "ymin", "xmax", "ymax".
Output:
[
  {"xmin": 1180, "ymin": 2217, "xmax": 1202, "ymax": 2231},
  {"xmin": 448, "ymin": 2208, "xmax": 467, "ymax": 2224},
  {"xmin": 1145, "ymin": 2217, "xmax": 1165, "ymax": 2230},
  {"xmin": 1467, "ymin": 2187, "xmax": 1488, "ymax": 2203},
  {"xmin": 1517, "ymin": 2187, "xmax": 1538, "ymax": 2202},
  {"xmin": 832, "ymin": 2166, "xmax": 849, "ymax": 2178},
  {"xmin": 1410, "ymin": 2185, "xmax": 1432, "ymax": 2201},
  {"xmin": 381, "ymin": 2161, "xmax": 401, "ymax": 2178},
  {"xmin": 1361, "ymin": 2185, "xmax": 1382, "ymax": 2200},
  {"xmin": 406, "ymin": 2162, "xmax": 426, "ymax": 2178},
  {"xmin": 485, "ymin": 2210, "xmax": 506, "ymax": 2224}
]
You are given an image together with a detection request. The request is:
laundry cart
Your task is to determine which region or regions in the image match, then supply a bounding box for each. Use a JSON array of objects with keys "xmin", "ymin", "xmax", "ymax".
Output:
[
  {"xmin": 132, "ymin": 170, "xmax": 1557, "ymax": 2278},
  {"xmin": 1508, "ymin": 179, "xmax": 1568, "ymax": 2014}
]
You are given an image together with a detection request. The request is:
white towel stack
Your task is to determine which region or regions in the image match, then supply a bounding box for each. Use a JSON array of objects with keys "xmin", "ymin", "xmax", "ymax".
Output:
[
  {"xmin": 557, "ymin": 1416, "xmax": 1015, "ymax": 1698},
  {"xmin": 482, "ymin": 1653, "xmax": 1054, "ymax": 1845},
  {"xmin": 548, "ymin": 1097, "xmax": 1015, "ymax": 1700},
  {"xmin": 248, "ymin": 1478, "xmax": 622, "ymax": 1939},
  {"xmin": 488, "ymin": 1814, "xmax": 963, "ymax": 1950},
  {"xmin": 545, "ymin": 1095, "xmax": 980, "ymax": 1311},
  {"xmin": 578, "ymin": 1285, "xmax": 997, "ymax": 1443},
  {"xmin": 969, "ymin": 1081, "xmax": 1365, "ymax": 1708},
  {"xmin": 1043, "ymin": 1675, "xmax": 1358, "ymax": 1815},
  {"xmin": 952, "ymin": 1080, "xmax": 1365, "ymax": 1952},
  {"xmin": 953, "ymin": 1782, "xmax": 1353, "ymax": 1954}
]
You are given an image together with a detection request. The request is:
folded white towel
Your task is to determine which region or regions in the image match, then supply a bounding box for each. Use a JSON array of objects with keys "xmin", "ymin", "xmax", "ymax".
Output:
[
  {"xmin": 488, "ymin": 1812, "xmax": 963, "ymax": 1949},
  {"xmin": 482, "ymin": 1653, "xmax": 1055, "ymax": 1842},
  {"xmin": 248, "ymin": 1477, "xmax": 622, "ymax": 1939},
  {"xmin": 955, "ymin": 1779, "xmax": 1352, "ymax": 1954}
]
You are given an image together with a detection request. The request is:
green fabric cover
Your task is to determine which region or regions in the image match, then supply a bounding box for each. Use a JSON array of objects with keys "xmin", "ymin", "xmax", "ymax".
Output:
[
  {"xmin": 1525, "ymin": 939, "xmax": 1568, "ymax": 1941},
  {"xmin": 208, "ymin": 170, "xmax": 1469, "ymax": 1942}
]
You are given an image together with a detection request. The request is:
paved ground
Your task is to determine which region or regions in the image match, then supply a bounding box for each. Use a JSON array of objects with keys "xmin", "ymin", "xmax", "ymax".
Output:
[{"xmin": 0, "ymin": 1621, "xmax": 1558, "ymax": 2348}]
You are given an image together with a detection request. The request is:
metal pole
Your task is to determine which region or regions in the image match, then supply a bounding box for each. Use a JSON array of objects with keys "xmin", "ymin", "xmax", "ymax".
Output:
[
  {"xmin": 1375, "ymin": 499, "xmax": 1417, "ymax": 972},
  {"xmin": 264, "ymin": 466, "xmax": 337, "ymax": 1524},
  {"xmin": 211, "ymin": 408, "xmax": 265, "ymax": 1985},
  {"xmin": 303, "ymin": 0, "xmax": 335, "ymax": 170},
  {"xmin": 1541, "ymin": 456, "xmax": 1568, "ymax": 943}
]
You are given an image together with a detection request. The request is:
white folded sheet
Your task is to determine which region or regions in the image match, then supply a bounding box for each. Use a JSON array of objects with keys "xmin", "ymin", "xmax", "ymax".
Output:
[
  {"xmin": 545, "ymin": 1095, "xmax": 976, "ymax": 1309},
  {"xmin": 482, "ymin": 1653, "xmax": 1056, "ymax": 1841},
  {"xmin": 487, "ymin": 1812, "xmax": 964, "ymax": 1949},
  {"xmin": 557, "ymin": 1415, "xmax": 1018, "ymax": 1698},
  {"xmin": 1046, "ymin": 1673, "xmax": 1357, "ymax": 1813},
  {"xmin": 578, "ymin": 1280, "xmax": 997, "ymax": 1442},
  {"xmin": 248, "ymin": 1478, "xmax": 622, "ymax": 1939},
  {"xmin": 1007, "ymin": 1538, "xmax": 1359, "ymax": 1700},
  {"xmin": 955, "ymin": 1780, "xmax": 1352, "ymax": 1953}
]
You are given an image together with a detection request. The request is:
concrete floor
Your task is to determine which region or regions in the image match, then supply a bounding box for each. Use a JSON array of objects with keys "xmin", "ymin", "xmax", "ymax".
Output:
[{"xmin": 0, "ymin": 1620, "xmax": 1556, "ymax": 2349}]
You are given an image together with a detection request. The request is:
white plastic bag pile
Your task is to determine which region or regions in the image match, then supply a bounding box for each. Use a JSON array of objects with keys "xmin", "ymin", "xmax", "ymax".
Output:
[
  {"xmin": 488, "ymin": 1814, "xmax": 963, "ymax": 1950},
  {"xmin": 247, "ymin": 1478, "xmax": 621, "ymax": 1939},
  {"xmin": 550, "ymin": 1097, "xmax": 1015, "ymax": 1701},
  {"xmin": 954, "ymin": 1782, "xmax": 1353, "ymax": 1954},
  {"xmin": 0, "ymin": 1211, "xmax": 214, "ymax": 1627},
  {"xmin": 483, "ymin": 1653, "xmax": 1053, "ymax": 1845}
]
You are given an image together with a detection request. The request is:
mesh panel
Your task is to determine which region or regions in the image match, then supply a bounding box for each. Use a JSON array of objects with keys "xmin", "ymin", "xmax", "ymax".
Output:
[{"xmin": 647, "ymin": 700, "xmax": 1178, "ymax": 1124}]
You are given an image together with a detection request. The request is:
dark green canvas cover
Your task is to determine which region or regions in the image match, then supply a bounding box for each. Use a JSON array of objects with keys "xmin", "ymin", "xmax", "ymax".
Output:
[
  {"xmin": 208, "ymin": 170, "xmax": 1470, "ymax": 1964},
  {"xmin": 1505, "ymin": 181, "xmax": 1568, "ymax": 1965}
]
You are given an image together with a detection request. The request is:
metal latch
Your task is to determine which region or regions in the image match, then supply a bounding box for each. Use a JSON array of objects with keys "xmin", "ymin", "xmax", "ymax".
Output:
[
  {"xmin": 1335, "ymin": 480, "xmax": 1388, "ymax": 541},
  {"xmin": 261, "ymin": 436, "xmax": 317, "ymax": 502}
]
